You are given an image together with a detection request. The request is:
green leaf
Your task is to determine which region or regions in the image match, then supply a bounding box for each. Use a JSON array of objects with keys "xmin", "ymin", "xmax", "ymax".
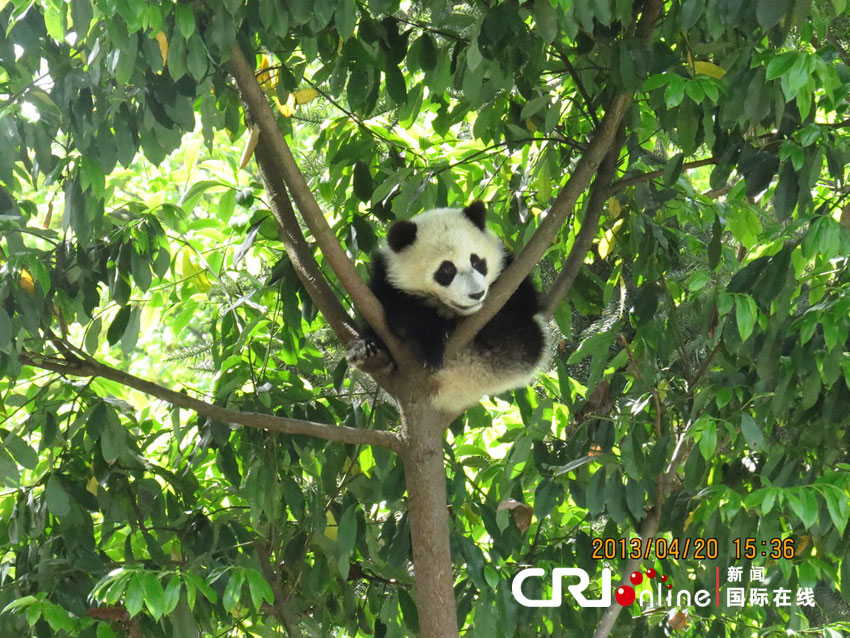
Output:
[
  {"xmin": 757, "ymin": 0, "xmax": 792, "ymax": 29},
  {"xmin": 175, "ymin": 3, "xmax": 195, "ymax": 39},
  {"xmin": 385, "ymin": 65, "xmax": 407, "ymax": 103},
  {"xmin": 533, "ymin": 478, "xmax": 562, "ymax": 519},
  {"xmin": 336, "ymin": 505, "xmax": 357, "ymax": 577},
  {"xmin": 399, "ymin": 588, "xmax": 420, "ymax": 633},
  {"xmin": 680, "ymin": 0, "xmax": 704, "ymax": 28},
  {"xmin": 788, "ymin": 488, "xmax": 819, "ymax": 529},
  {"xmin": 773, "ymin": 162, "xmax": 798, "ymax": 220},
  {"xmin": 125, "ymin": 574, "xmax": 144, "ymax": 617},
  {"xmin": 222, "ymin": 569, "xmax": 245, "ymax": 613},
  {"xmin": 107, "ymin": 306, "xmax": 132, "ymax": 345},
  {"xmin": 140, "ymin": 571, "xmax": 166, "ymax": 619},
  {"xmin": 163, "ymin": 576, "xmax": 182, "ymax": 616},
  {"xmin": 534, "ymin": 0, "xmax": 558, "ymax": 43},
  {"xmin": 45, "ymin": 474, "xmax": 71, "ymax": 517},
  {"xmin": 735, "ymin": 295, "xmax": 758, "ymax": 341},
  {"xmin": 245, "ymin": 569, "xmax": 274, "ymax": 610},
  {"xmin": 353, "ymin": 161, "xmax": 373, "ymax": 202},
  {"xmin": 698, "ymin": 419, "xmax": 717, "ymax": 460},
  {"xmin": 4, "ymin": 433, "xmax": 38, "ymax": 469},
  {"xmin": 101, "ymin": 410, "xmax": 127, "ymax": 464},
  {"xmin": 765, "ymin": 51, "xmax": 797, "ymax": 81},
  {"xmin": 335, "ymin": 0, "xmax": 357, "ymax": 39},
  {"xmin": 823, "ymin": 487, "xmax": 849, "ymax": 536},
  {"xmin": 1, "ymin": 596, "xmax": 38, "ymax": 613},
  {"xmin": 740, "ymin": 414, "xmax": 765, "ymax": 451},
  {"xmin": 186, "ymin": 34, "xmax": 208, "ymax": 81}
]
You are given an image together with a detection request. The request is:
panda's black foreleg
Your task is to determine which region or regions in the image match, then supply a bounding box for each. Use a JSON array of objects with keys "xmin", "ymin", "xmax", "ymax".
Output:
[{"xmin": 346, "ymin": 330, "xmax": 396, "ymax": 375}]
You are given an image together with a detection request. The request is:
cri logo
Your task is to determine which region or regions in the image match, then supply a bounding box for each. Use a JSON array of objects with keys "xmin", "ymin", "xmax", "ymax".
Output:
[{"xmin": 512, "ymin": 567, "xmax": 670, "ymax": 608}]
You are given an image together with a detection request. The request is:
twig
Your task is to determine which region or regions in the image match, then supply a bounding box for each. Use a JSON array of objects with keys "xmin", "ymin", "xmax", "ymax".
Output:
[{"xmin": 606, "ymin": 157, "xmax": 717, "ymax": 195}]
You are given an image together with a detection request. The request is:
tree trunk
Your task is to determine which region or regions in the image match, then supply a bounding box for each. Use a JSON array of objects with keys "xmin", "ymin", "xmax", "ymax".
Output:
[{"xmin": 401, "ymin": 401, "xmax": 459, "ymax": 638}]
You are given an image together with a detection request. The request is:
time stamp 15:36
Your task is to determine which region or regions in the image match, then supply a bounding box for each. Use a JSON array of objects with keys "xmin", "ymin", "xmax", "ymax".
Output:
[{"xmin": 590, "ymin": 537, "xmax": 797, "ymax": 561}]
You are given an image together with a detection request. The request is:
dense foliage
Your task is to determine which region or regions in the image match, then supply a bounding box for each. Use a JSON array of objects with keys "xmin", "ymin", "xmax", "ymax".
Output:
[{"xmin": 2, "ymin": 0, "xmax": 850, "ymax": 636}]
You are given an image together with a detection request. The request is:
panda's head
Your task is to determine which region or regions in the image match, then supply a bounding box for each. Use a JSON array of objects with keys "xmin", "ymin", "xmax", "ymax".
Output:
[{"xmin": 379, "ymin": 201, "xmax": 506, "ymax": 316}]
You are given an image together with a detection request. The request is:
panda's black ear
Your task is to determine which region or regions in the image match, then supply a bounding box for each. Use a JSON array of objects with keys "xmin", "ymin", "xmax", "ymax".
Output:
[
  {"xmin": 387, "ymin": 220, "xmax": 417, "ymax": 252},
  {"xmin": 463, "ymin": 200, "xmax": 487, "ymax": 230}
]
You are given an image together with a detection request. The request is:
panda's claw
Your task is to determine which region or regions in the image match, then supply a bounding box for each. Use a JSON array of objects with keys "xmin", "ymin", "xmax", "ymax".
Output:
[{"xmin": 346, "ymin": 338, "xmax": 394, "ymax": 374}]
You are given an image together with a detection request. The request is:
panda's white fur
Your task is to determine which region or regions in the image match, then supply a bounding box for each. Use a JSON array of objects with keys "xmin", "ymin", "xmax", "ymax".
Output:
[
  {"xmin": 379, "ymin": 207, "xmax": 506, "ymax": 317},
  {"xmin": 349, "ymin": 201, "xmax": 547, "ymax": 414}
]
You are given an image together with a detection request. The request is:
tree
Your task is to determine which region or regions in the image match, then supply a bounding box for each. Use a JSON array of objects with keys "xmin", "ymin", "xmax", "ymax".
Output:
[{"xmin": 2, "ymin": 0, "xmax": 850, "ymax": 637}]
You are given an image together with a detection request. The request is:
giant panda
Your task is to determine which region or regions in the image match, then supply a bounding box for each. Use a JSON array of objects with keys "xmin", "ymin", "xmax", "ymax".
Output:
[{"xmin": 347, "ymin": 200, "xmax": 548, "ymax": 413}]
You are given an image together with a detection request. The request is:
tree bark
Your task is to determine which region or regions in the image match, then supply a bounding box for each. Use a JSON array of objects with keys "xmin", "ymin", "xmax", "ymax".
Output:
[{"xmin": 400, "ymin": 400, "xmax": 458, "ymax": 638}]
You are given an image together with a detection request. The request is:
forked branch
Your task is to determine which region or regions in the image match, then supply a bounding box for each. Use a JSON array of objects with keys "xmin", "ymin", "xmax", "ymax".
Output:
[
  {"xmin": 445, "ymin": 0, "xmax": 663, "ymax": 358},
  {"xmin": 228, "ymin": 44, "xmax": 409, "ymax": 367}
]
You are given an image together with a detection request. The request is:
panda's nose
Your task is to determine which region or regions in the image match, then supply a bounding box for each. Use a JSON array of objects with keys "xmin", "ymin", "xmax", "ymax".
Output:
[{"xmin": 469, "ymin": 290, "xmax": 485, "ymax": 300}]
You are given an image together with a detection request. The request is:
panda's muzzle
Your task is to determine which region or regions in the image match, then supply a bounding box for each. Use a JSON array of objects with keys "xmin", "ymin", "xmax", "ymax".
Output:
[{"xmin": 468, "ymin": 290, "xmax": 485, "ymax": 301}]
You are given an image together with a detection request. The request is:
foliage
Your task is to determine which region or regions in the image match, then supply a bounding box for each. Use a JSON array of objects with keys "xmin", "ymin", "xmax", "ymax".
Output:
[{"xmin": 1, "ymin": 0, "xmax": 850, "ymax": 637}]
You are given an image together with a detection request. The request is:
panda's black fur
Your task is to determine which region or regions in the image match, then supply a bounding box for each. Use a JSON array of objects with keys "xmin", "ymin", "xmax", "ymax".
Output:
[{"xmin": 347, "ymin": 201, "xmax": 547, "ymax": 413}]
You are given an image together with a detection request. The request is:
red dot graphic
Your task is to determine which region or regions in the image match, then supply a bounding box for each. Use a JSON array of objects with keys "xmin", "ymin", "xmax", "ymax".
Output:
[
  {"xmin": 615, "ymin": 586, "xmax": 635, "ymax": 606},
  {"xmin": 660, "ymin": 574, "xmax": 668, "ymax": 582},
  {"xmin": 630, "ymin": 571, "xmax": 643, "ymax": 585},
  {"xmin": 646, "ymin": 568, "xmax": 656, "ymax": 578}
]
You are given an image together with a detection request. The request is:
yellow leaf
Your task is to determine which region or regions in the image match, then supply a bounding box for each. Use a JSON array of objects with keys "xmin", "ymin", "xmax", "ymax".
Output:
[
  {"xmin": 607, "ymin": 197, "xmax": 622, "ymax": 218},
  {"xmin": 155, "ymin": 31, "xmax": 168, "ymax": 67},
  {"xmin": 525, "ymin": 118, "xmax": 538, "ymax": 132},
  {"xmin": 239, "ymin": 126, "xmax": 260, "ymax": 170},
  {"xmin": 693, "ymin": 61, "xmax": 725, "ymax": 78},
  {"xmin": 178, "ymin": 250, "xmax": 212, "ymax": 292},
  {"xmin": 684, "ymin": 510, "xmax": 695, "ymax": 530},
  {"xmin": 19, "ymin": 269, "xmax": 35, "ymax": 295},
  {"xmin": 86, "ymin": 476, "xmax": 99, "ymax": 496},
  {"xmin": 324, "ymin": 511, "xmax": 338, "ymax": 541},
  {"xmin": 598, "ymin": 229, "xmax": 614, "ymax": 259},
  {"xmin": 293, "ymin": 88, "xmax": 319, "ymax": 105},
  {"xmin": 275, "ymin": 94, "xmax": 296, "ymax": 117},
  {"xmin": 257, "ymin": 54, "xmax": 278, "ymax": 89},
  {"xmin": 195, "ymin": 271, "xmax": 213, "ymax": 293}
]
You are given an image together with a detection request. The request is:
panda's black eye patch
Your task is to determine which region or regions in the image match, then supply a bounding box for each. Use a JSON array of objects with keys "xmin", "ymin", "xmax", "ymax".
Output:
[
  {"xmin": 470, "ymin": 254, "xmax": 487, "ymax": 275},
  {"xmin": 434, "ymin": 260, "xmax": 457, "ymax": 286}
]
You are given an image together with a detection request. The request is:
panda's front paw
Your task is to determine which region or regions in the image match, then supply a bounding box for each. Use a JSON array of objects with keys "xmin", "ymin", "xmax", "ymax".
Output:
[{"xmin": 346, "ymin": 338, "xmax": 395, "ymax": 375}]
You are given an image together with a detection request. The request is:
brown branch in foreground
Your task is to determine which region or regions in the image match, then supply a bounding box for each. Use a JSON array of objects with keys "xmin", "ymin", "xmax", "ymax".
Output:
[
  {"xmin": 445, "ymin": 0, "xmax": 663, "ymax": 359},
  {"xmin": 19, "ymin": 351, "xmax": 404, "ymax": 453},
  {"xmin": 445, "ymin": 96, "xmax": 632, "ymax": 358},
  {"xmin": 227, "ymin": 45, "xmax": 409, "ymax": 367},
  {"xmin": 606, "ymin": 157, "xmax": 718, "ymax": 195},
  {"xmin": 253, "ymin": 138, "xmax": 358, "ymax": 346},
  {"xmin": 540, "ymin": 137, "xmax": 622, "ymax": 318}
]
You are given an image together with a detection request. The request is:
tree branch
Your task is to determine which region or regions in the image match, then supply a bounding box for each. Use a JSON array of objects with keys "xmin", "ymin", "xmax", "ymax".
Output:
[
  {"xmin": 445, "ymin": 95, "xmax": 631, "ymax": 357},
  {"xmin": 253, "ymin": 137, "xmax": 358, "ymax": 346},
  {"xmin": 445, "ymin": 0, "xmax": 663, "ymax": 358},
  {"xmin": 540, "ymin": 136, "xmax": 622, "ymax": 318},
  {"xmin": 606, "ymin": 157, "xmax": 717, "ymax": 195},
  {"xmin": 19, "ymin": 351, "xmax": 404, "ymax": 453},
  {"xmin": 227, "ymin": 44, "xmax": 409, "ymax": 367}
]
